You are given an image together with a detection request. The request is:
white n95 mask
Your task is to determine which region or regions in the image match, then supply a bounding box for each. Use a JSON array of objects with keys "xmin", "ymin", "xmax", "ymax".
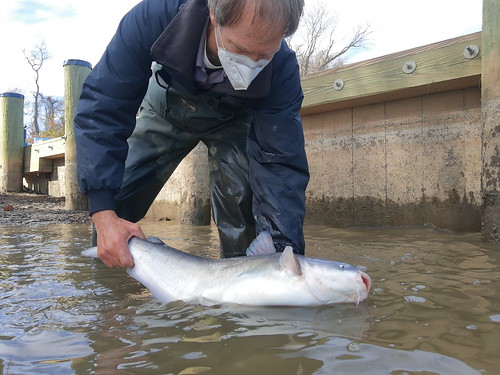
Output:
[{"xmin": 216, "ymin": 26, "xmax": 271, "ymax": 90}]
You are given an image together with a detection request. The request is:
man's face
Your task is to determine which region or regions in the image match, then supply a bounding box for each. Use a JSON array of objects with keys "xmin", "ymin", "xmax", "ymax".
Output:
[{"xmin": 209, "ymin": 3, "xmax": 284, "ymax": 63}]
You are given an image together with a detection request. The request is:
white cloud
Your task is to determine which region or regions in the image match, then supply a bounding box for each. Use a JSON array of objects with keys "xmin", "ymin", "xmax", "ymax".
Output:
[{"xmin": 9, "ymin": 0, "xmax": 77, "ymax": 24}]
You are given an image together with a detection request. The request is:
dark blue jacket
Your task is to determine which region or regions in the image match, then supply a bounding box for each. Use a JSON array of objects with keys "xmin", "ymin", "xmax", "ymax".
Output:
[{"xmin": 74, "ymin": 0, "xmax": 309, "ymax": 252}]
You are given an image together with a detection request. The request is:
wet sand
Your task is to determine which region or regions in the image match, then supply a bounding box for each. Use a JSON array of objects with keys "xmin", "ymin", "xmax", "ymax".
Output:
[{"xmin": 0, "ymin": 193, "xmax": 91, "ymax": 226}]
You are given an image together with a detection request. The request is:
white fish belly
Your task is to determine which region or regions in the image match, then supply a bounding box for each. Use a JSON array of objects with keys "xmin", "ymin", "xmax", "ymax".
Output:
[{"xmin": 200, "ymin": 270, "xmax": 322, "ymax": 306}]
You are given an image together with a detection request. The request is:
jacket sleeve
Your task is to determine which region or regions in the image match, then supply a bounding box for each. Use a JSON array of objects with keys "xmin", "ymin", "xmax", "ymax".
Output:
[
  {"xmin": 74, "ymin": 0, "xmax": 181, "ymax": 215},
  {"xmin": 247, "ymin": 42, "xmax": 310, "ymax": 254}
]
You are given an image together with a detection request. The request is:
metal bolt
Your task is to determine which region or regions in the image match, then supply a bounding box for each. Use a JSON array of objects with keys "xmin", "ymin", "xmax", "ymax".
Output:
[
  {"xmin": 403, "ymin": 60, "xmax": 417, "ymax": 74},
  {"xmin": 333, "ymin": 78, "xmax": 344, "ymax": 91},
  {"xmin": 463, "ymin": 45, "xmax": 479, "ymax": 59}
]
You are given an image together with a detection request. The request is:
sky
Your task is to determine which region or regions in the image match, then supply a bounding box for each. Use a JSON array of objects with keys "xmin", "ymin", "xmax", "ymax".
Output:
[{"xmin": 0, "ymin": 0, "xmax": 482, "ymax": 98}]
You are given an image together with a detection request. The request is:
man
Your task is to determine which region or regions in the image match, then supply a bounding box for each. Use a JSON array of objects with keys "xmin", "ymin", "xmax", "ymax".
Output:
[{"xmin": 74, "ymin": 0, "xmax": 309, "ymax": 268}]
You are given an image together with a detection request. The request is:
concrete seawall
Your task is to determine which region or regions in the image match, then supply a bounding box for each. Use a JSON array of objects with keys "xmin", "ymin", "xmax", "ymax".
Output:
[
  {"xmin": 303, "ymin": 87, "xmax": 482, "ymax": 230},
  {"xmin": 300, "ymin": 33, "xmax": 484, "ymax": 231}
]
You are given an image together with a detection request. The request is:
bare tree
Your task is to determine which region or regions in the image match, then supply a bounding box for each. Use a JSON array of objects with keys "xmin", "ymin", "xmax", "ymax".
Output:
[
  {"xmin": 23, "ymin": 41, "xmax": 51, "ymax": 136},
  {"xmin": 289, "ymin": 2, "xmax": 371, "ymax": 76},
  {"xmin": 38, "ymin": 94, "xmax": 64, "ymax": 138}
]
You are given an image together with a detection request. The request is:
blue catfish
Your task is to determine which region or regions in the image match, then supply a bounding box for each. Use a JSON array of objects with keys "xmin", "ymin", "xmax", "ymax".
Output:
[{"xmin": 83, "ymin": 232, "xmax": 371, "ymax": 306}]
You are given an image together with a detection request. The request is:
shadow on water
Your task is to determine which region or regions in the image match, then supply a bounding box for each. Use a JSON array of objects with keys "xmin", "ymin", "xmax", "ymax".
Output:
[{"xmin": 0, "ymin": 222, "xmax": 499, "ymax": 374}]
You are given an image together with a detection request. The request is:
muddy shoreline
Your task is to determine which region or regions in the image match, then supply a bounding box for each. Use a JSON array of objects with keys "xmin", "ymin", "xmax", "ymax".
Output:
[{"xmin": 0, "ymin": 193, "xmax": 91, "ymax": 226}]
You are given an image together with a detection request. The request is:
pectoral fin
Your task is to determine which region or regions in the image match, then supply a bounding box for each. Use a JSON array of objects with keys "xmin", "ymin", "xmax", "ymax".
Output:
[{"xmin": 279, "ymin": 247, "xmax": 302, "ymax": 276}]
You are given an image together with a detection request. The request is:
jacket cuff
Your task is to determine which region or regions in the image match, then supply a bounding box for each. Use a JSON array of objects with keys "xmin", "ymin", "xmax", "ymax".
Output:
[{"xmin": 86, "ymin": 189, "xmax": 117, "ymax": 216}]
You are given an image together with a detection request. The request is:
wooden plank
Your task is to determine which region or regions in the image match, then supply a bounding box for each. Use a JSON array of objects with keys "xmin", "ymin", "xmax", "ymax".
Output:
[{"xmin": 301, "ymin": 32, "xmax": 482, "ymax": 115}]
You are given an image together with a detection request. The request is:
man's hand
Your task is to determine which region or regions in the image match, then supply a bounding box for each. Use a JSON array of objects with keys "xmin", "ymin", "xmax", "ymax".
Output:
[{"xmin": 92, "ymin": 210, "xmax": 146, "ymax": 268}]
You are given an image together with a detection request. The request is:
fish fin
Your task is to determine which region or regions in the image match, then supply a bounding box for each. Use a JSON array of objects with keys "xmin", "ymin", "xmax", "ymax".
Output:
[
  {"xmin": 246, "ymin": 231, "xmax": 276, "ymax": 256},
  {"xmin": 146, "ymin": 236, "xmax": 165, "ymax": 244},
  {"xmin": 81, "ymin": 247, "xmax": 98, "ymax": 258},
  {"xmin": 279, "ymin": 246, "xmax": 302, "ymax": 276}
]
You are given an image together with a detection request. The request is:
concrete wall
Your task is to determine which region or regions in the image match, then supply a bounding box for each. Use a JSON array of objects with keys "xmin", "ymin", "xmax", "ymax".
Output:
[
  {"xmin": 23, "ymin": 137, "xmax": 65, "ymax": 196},
  {"xmin": 303, "ymin": 87, "xmax": 482, "ymax": 231},
  {"xmin": 23, "ymin": 158, "xmax": 65, "ymax": 196},
  {"xmin": 300, "ymin": 32, "xmax": 484, "ymax": 232}
]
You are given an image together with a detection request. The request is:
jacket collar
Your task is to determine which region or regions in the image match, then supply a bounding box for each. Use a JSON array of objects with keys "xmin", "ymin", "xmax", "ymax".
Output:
[{"xmin": 151, "ymin": 0, "xmax": 272, "ymax": 98}]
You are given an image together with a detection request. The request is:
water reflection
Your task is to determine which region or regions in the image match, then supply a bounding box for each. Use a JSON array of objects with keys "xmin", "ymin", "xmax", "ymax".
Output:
[
  {"xmin": 0, "ymin": 330, "xmax": 93, "ymax": 375},
  {"xmin": 87, "ymin": 300, "xmax": 371, "ymax": 374},
  {"xmin": 0, "ymin": 223, "xmax": 498, "ymax": 374}
]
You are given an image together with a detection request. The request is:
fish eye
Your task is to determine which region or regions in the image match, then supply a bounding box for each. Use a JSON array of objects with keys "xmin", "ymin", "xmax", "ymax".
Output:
[{"xmin": 339, "ymin": 264, "xmax": 347, "ymax": 270}]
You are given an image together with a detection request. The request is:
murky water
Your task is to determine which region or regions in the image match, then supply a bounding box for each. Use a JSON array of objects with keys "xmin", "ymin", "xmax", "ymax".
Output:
[{"xmin": 1, "ymin": 221, "xmax": 499, "ymax": 375}]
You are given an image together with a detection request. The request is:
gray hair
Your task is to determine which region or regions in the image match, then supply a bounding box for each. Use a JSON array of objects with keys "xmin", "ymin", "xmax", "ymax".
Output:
[{"xmin": 207, "ymin": 0, "xmax": 304, "ymax": 37}]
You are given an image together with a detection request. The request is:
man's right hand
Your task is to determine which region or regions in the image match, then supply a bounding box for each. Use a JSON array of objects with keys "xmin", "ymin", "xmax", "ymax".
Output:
[{"xmin": 92, "ymin": 210, "xmax": 146, "ymax": 268}]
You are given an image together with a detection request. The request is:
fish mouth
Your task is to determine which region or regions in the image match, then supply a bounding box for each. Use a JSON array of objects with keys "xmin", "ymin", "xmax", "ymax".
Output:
[
  {"xmin": 314, "ymin": 272, "xmax": 372, "ymax": 305},
  {"xmin": 345, "ymin": 272, "xmax": 371, "ymax": 305},
  {"xmin": 355, "ymin": 272, "xmax": 372, "ymax": 304},
  {"xmin": 361, "ymin": 272, "xmax": 371, "ymax": 293}
]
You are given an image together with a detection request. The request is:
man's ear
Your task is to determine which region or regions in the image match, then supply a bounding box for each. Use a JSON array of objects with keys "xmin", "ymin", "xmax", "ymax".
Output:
[{"xmin": 209, "ymin": 8, "xmax": 217, "ymax": 26}]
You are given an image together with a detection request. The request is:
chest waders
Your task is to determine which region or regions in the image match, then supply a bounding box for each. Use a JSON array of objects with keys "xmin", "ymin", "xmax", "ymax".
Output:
[{"xmin": 112, "ymin": 66, "xmax": 256, "ymax": 258}]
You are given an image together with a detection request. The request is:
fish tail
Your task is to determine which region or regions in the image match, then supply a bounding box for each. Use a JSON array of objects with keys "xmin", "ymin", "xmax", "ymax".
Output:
[{"xmin": 81, "ymin": 247, "xmax": 99, "ymax": 258}]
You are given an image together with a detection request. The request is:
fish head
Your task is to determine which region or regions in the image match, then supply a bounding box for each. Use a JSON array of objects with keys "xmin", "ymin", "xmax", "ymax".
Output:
[{"xmin": 300, "ymin": 257, "xmax": 371, "ymax": 304}]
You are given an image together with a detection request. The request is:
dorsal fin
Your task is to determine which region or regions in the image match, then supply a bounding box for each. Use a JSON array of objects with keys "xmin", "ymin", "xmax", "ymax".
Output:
[
  {"xmin": 246, "ymin": 231, "xmax": 276, "ymax": 256},
  {"xmin": 279, "ymin": 246, "xmax": 302, "ymax": 276}
]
